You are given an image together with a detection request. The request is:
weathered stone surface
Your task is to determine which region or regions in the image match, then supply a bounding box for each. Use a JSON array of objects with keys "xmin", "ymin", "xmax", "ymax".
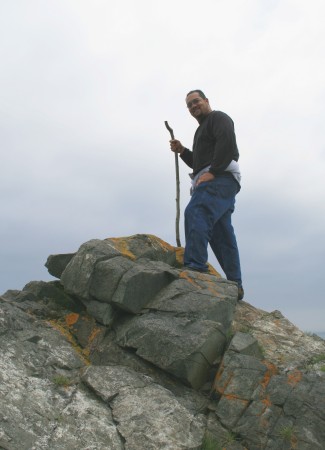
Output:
[
  {"xmin": 111, "ymin": 259, "xmax": 178, "ymax": 313},
  {"xmin": 105, "ymin": 233, "xmax": 177, "ymax": 266},
  {"xmin": 2, "ymin": 288, "xmax": 38, "ymax": 303},
  {"xmin": 210, "ymin": 332, "xmax": 325, "ymax": 449},
  {"xmin": 60, "ymin": 239, "xmax": 122, "ymax": 299},
  {"xmin": 23, "ymin": 280, "xmax": 81, "ymax": 311},
  {"xmin": 83, "ymin": 365, "xmax": 205, "ymax": 450},
  {"xmin": 85, "ymin": 299, "xmax": 116, "ymax": 326},
  {"xmin": 228, "ymin": 331, "xmax": 264, "ymax": 359},
  {"xmin": 0, "ymin": 300, "xmax": 123, "ymax": 450},
  {"xmin": 60, "ymin": 311, "xmax": 106, "ymax": 350},
  {"xmin": 111, "ymin": 384, "xmax": 204, "ymax": 450},
  {"xmin": 45, "ymin": 252, "xmax": 75, "ymax": 278},
  {"xmin": 146, "ymin": 271, "xmax": 237, "ymax": 329},
  {"xmin": 1, "ymin": 234, "xmax": 325, "ymax": 450},
  {"xmin": 213, "ymin": 352, "xmax": 269, "ymax": 428},
  {"xmin": 116, "ymin": 312, "xmax": 227, "ymax": 389},
  {"xmin": 89, "ymin": 255, "xmax": 135, "ymax": 303},
  {"xmin": 233, "ymin": 302, "xmax": 325, "ymax": 370}
]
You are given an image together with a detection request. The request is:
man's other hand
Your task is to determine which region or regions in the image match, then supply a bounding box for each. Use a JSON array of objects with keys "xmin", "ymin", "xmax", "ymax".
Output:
[{"xmin": 196, "ymin": 172, "xmax": 215, "ymax": 186}]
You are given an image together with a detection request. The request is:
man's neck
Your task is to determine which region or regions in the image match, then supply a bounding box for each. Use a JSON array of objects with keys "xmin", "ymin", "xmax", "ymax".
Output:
[{"xmin": 197, "ymin": 111, "xmax": 211, "ymax": 124}]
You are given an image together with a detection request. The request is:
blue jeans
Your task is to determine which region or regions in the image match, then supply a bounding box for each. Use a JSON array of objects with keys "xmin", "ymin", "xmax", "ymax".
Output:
[{"xmin": 184, "ymin": 175, "xmax": 242, "ymax": 287}]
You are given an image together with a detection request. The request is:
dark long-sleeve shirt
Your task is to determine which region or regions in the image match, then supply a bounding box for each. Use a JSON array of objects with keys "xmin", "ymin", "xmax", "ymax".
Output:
[{"xmin": 180, "ymin": 110, "xmax": 239, "ymax": 177}]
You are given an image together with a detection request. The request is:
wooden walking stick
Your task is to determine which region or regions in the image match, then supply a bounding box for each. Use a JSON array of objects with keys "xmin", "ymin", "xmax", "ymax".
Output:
[{"xmin": 164, "ymin": 121, "xmax": 181, "ymax": 247}]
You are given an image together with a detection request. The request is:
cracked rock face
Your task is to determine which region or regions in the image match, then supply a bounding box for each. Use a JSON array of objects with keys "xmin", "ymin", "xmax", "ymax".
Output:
[
  {"xmin": 1, "ymin": 234, "xmax": 325, "ymax": 450},
  {"xmin": 0, "ymin": 301, "xmax": 122, "ymax": 450},
  {"xmin": 83, "ymin": 366, "xmax": 205, "ymax": 450}
]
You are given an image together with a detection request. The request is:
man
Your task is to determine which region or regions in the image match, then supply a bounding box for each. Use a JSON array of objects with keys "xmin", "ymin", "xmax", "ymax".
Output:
[{"xmin": 170, "ymin": 89, "xmax": 244, "ymax": 301}]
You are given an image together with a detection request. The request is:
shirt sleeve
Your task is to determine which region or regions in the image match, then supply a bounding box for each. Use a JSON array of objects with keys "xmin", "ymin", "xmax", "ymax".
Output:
[{"xmin": 180, "ymin": 148, "xmax": 193, "ymax": 168}]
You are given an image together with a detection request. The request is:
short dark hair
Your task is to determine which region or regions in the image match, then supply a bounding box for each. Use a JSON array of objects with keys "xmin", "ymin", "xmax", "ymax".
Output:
[{"xmin": 186, "ymin": 89, "xmax": 207, "ymax": 99}]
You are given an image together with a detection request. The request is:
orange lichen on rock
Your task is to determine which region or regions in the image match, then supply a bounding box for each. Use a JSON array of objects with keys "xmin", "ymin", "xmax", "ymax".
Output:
[
  {"xmin": 174, "ymin": 247, "xmax": 185, "ymax": 267},
  {"xmin": 260, "ymin": 361, "xmax": 278, "ymax": 389},
  {"xmin": 287, "ymin": 370, "xmax": 302, "ymax": 386},
  {"xmin": 207, "ymin": 264, "xmax": 221, "ymax": 276},
  {"xmin": 109, "ymin": 238, "xmax": 136, "ymax": 260},
  {"xmin": 223, "ymin": 393, "xmax": 249, "ymax": 405},
  {"xmin": 88, "ymin": 327, "xmax": 102, "ymax": 344},
  {"xmin": 147, "ymin": 235, "xmax": 176, "ymax": 253},
  {"xmin": 290, "ymin": 434, "xmax": 298, "ymax": 449},
  {"xmin": 204, "ymin": 280, "xmax": 222, "ymax": 296},
  {"xmin": 179, "ymin": 271, "xmax": 199, "ymax": 286},
  {"xmin": 47, "ymin": 319, "xmax": 90, "ymax": 365},
  {"xmin": 65, "ymin": 313, "xmax": 79, "ymax": 326},
  {"xmin": 261, "ymin": 395, "xmax": 272, "ymax": 408},
  {"xmin": 213, "ymin": 368, "xmax": 234, "ymax": 396}
]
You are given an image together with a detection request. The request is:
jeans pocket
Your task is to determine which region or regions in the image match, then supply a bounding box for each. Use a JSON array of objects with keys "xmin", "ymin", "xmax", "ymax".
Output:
[{"xmin": 205, "ymin": 178, "xmax": 237, "ymax": 198}]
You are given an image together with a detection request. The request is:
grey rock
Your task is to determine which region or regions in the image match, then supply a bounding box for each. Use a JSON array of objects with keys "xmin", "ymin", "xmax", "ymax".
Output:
[
  {"xmin": 106, "ymin": 233, "xmax": 177, "ymax": 265},
  {"xmin": 211, "ymin": 335, "xmax": 325, "ymax": 449},
  {"xmin": 146, "ymin": 274, "xmax": 237, "ymax": 329},
  {"xmin": 112, "ymin": 383, "xmax": 205, "ymax": 450},
  {"xmin": 111, "ymin": 259, "xmax": 178, "ymax": 313},
  {"xmin": 2, "ymin": 234, "xmax": 325, "ymax": 450},
  {"xmin": 1, "ymin": 288, "xmax": 37, "ymax": 303},
  {"xmin": 23, "ymin": 280, "xmax": 81, "ymax": 311},
  {"xmin": 83, "ymin": 365, "xmax": 205, "ymax": 450},
  {"xmin": 60, "ymin": 239, "xmax": 122, "ymax": 299},
  {"xmin": 228, "ymin": 331, "xmax": 264, "ymax": 359},
  {"xmin": 41, "ymin": 386, "xmax": 124, "ymax": 450},
  {"xmin": 116, "ymin": 312, "xmax": 227, "ymax": 389},
  {"xmin": 45, "ymin": 252, "xmax": 75, "ymax": 278},
  {"xmin": 82, "ymin": 365, "xmax": 150, "ymax": 401},
  {"xmin": 0, "ymin": 301, "xmax": 123, "ymax": 450},
  {"xmin": 213, "ymin": 352, "xmax": 268, "ymax": 428},
  {"xmin": 233, "ymin": 301, "xmax": 325, "ymax": 370},
  {"xmin": 85, "ymin": 299, "xmax": 116, "ymax": 326},
  {"xmin": 89, "ymin": 255, "xmax": 135, "ymax": 303}
]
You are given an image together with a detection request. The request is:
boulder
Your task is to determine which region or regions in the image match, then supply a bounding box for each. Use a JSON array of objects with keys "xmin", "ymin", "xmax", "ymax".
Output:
[
  {"xmin": 89, "ymin": 255, "xmax": 135, "ymax": 303},
  {"xmin": 145, "ymin": 271, "xmax": 237, "ymax": 329},
  {"xmin": 115, "ymin": 312, "xmax": 227, "ymax": 390},
  {"xmin": 82, "ymin": 365, "xmax": 205, "ymax": 450},
  {"xmin": 209, "ymin": 331, "xmax": 325, "ymax": 449},
  {"xmin": 110, "ymin": 259, "xmax": 178, "ymax": 313},
  {"xmin": 105, "ymin": 233, "xmax": 177, "ymax": 265},
  {"xmin": 45, "ymin": 252, "xmax": 75, "ymax": 278},
  {"xmin": 1, "ymin": 234, "xmax": 324, "ymax": 450},
  {"xmin": 60, "ymin": 239, "xmax": 122, "ymax": 299}
]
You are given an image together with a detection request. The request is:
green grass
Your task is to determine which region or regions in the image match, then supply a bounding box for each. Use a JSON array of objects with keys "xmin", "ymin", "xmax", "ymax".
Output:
[
  {"xmin": 311, "ymin": 354, "xmax": 325, "ymax": 364},
  {"xmin": 201, "ymin": 434, "xmax": 222, "ymax": 450},
  {"xmin": 279, "ymin": 425, "xmax": 295, "ymax": 441},
  {"xmin": 258, "ymin": 343, "xmax": 266, "ymax": 358},
  {"xmin": 238, "ymin": 325, "xmax": 253, "ymax": 334},
  {"xmin": 201, "ymin": 431, "xmax": 238, "ymax": 450},
  {"xmin": 52, "ymin": 375, "xmax": 73, "ymax": 387}
]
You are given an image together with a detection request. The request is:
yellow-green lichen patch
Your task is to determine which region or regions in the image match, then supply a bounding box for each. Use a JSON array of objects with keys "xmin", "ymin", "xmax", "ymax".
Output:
[
  {"xmin": 47, "ymin": 318, "xmax": 90, "ymax": 365},
  {"xmin": 108, "ymin": 237, "xmax": 136, "ymax": 260}
]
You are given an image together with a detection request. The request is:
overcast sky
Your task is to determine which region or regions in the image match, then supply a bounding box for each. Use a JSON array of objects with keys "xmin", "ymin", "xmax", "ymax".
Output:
[{"xmin": 1, "ymin": 0, "xmax": 324, "ymax": 332}]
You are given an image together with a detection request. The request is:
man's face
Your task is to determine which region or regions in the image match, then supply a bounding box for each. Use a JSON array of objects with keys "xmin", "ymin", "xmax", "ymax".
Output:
[{"xmin": 186, "ymin": 92, "xmax": 212, "ymax": 122}]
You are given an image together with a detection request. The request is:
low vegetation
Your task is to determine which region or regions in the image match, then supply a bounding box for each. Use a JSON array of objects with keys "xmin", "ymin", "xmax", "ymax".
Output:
[
  {"xmin": 52, "ymin": 375, "xmax": 73, "ymax": 387},
  {"xmin": 279, "ymin": 425, "xmax": 296, "ymax": 442},
  {"xmin": 201, "ymin": 431, "xmax": 239, "ymax": 450}
]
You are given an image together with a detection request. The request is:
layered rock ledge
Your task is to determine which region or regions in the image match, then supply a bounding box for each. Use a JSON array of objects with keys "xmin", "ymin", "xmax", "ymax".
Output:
[{"xmin": 1, "ymin": 234, "xmax": 325, "ymax": 450}]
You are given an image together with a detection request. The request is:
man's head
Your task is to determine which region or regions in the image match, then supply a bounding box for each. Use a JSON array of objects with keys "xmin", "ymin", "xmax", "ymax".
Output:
[{"xmin": 186, "ymin": 90, "xmax": 212, "ymax": 123}]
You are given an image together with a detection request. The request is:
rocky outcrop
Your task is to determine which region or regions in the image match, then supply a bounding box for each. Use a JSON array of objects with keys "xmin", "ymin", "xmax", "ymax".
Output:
[{"xmin": 1, "ymin": 234, "xmax": 325, "ymax": 450}]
